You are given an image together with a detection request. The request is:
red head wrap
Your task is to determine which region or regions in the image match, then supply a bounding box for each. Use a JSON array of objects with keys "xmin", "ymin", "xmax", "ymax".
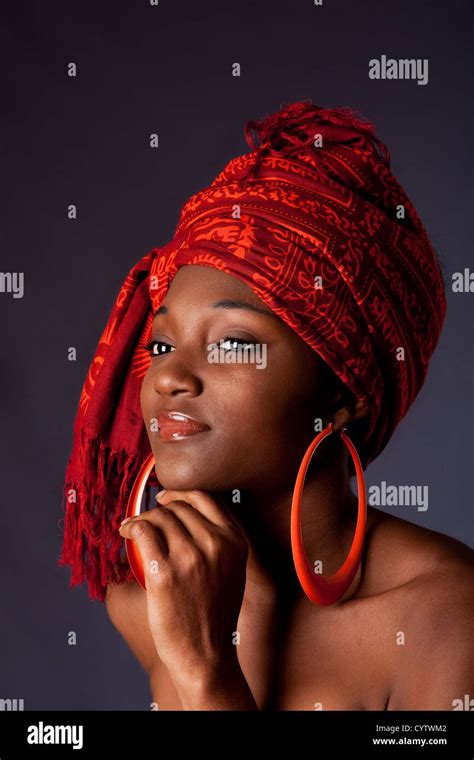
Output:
[{"xmin": 59, "ymin": 99, "xmax": 447, "ymax": 601}]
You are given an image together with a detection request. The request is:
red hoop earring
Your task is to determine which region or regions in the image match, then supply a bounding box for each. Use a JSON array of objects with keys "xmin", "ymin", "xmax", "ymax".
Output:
[
  {"xmin": 125, "ymin": 423, "xmax": 367, "ymax": 601},
  {"xmin": 124, "ymin": 452, "xmax": 154, "ymax": 591},
  {"xmin": 290, "ymin": 421, "xmax": 367, "ymax": 606}
]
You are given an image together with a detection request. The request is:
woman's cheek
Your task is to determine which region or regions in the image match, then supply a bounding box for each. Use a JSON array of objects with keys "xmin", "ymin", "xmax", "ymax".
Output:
[{"xmin": 140, "ymin": 374, "xmax": 155, "ymax": 431}]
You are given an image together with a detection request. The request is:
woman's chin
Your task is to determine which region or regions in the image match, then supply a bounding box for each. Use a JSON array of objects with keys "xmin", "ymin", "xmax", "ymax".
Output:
[
  {"xmin": 153, "ymin": 466, "xmax": 238, "ymax": 493},
  {"xmin": 153, "ymin": 464, "xmax": 216, "ymax": 492},
  {"xmin": 151, "ymin": 437, "xmax": 230, "ymax": 492}
]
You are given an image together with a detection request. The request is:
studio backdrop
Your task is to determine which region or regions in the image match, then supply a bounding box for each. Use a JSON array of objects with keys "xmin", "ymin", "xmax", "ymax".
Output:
[{"xmin": 0, "ymin": 0, "xmax": 472, "ymax": 710}]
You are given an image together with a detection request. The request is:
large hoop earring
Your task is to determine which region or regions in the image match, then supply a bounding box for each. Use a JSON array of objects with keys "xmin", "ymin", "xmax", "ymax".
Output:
[
  {"xmin": 125, "ymin": 423, "xmax": 367, "ymax": 600},
  {"xmin": 290, "ymin": 421, "xmax": 367, "ymax": 606},
  {"xmin": 124, "ymin": 452, "xmax": 154, "ymax": 591}
]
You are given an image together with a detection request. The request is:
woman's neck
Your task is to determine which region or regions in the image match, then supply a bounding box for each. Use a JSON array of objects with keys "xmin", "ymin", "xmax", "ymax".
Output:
[{"xmin": 218, "ymin": 456, "xmax": 360, "ymax": 605}]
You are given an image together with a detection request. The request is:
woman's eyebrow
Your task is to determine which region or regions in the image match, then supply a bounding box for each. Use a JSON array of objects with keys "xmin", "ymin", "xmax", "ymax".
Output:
[{"xmin": 153, "ymin": 299, "xmax": 279, "ymax": 321}]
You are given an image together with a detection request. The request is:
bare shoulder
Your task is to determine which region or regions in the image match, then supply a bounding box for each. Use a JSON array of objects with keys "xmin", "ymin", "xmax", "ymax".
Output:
[
  {"xmin": 105, "ymin": 579, "xmax": 158, "ymax": 676},
  {"xmin": 364, "ymin": 509, "xmax": 474, "ymax": 709},
  {"xmin": 363, "ymin": 506, "xmax": 474, "ymax": 596}
]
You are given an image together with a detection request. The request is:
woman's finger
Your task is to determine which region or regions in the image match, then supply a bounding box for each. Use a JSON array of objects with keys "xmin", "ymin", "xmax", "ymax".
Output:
[
  {"xmin": 156, "ymin": 489, "xmax": 241, "ymax": 533},
  {"xmin": 119, "ymin": 506, "xmax": 193, "ymax": 554},
  {"xmin": 154, "ymin": 495, "xmax": 226, "ymax": 540},
  {"xmin": 157, "ymin": 490, "xmax": 252, "ymax": 555},
  {"xmin": 118, "ymin": 515, "xmax": 170, "ymax": 583}
]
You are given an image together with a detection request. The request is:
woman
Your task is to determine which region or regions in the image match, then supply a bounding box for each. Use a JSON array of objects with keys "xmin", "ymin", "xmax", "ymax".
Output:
[{"xmin": 59, "ymin": 100, "xmax": 473, "ymax": 711}]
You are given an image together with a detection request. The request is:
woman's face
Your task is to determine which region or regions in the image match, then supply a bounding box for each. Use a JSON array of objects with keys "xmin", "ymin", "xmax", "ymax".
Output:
[{"xmin": 140, "ymin": 264, "xmax": 337, "ymax": 494}]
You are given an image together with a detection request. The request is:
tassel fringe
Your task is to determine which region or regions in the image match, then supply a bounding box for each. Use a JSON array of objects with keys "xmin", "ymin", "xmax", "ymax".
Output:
[{"xmin": 58, "ymin": 429, "xmax": 156, "ymax": 602}]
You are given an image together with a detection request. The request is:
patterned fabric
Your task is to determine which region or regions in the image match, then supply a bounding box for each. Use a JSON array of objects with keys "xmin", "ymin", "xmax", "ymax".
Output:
[{"xmin": 59, "ymin": 100, "xmax": 447, "ymax": 602}]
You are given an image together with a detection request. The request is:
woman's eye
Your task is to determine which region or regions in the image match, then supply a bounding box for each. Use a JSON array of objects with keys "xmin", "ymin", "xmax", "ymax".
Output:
[
  {"xmin": 144, "ymin": 339, "xmax": 175, "ymax": 357},
  {"xmin": 219, "ymin": 336, "xmax": 256, "ymax": 351},
  {"xmin": 144, "ymin": 336, "xmax": 256, "ymax": 356}
]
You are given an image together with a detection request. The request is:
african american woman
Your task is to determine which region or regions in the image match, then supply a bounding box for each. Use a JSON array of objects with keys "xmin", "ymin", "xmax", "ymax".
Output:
[{"xmin": 59, "ymin": 100, "xmax": 474, "ymax": 711}]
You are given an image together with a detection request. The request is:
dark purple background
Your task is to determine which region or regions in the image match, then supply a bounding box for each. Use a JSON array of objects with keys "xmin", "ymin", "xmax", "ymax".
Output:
[{"xmin": 0, "ymin": 0, "xmax": 472, "ymax": 709}]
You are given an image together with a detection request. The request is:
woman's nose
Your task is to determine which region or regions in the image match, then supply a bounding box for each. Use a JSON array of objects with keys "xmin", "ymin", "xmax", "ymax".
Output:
[{"xmin": 152, "ymin": 356, "xmax": 203, "ymax": 397}]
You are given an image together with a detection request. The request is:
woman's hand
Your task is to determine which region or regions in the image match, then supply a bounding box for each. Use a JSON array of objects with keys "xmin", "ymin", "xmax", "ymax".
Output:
[{"xmin": 118, "ymin": 489, "xmax": 250, "ymax": 697}]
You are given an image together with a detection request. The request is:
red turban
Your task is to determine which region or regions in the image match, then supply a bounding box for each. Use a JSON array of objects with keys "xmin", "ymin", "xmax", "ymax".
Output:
[{"xmin": 59, "ymin": 100, "xmax": 447, "ymax": 601}]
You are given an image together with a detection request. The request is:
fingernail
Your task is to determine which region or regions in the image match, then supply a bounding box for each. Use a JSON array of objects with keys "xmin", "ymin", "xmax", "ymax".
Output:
[
  {"xmin": 157, "ymin": 489, "xmax": 167, "ymax": 498},
  {"xmin": 120, "ymin": 517, "xmax": 132, "ymax": 527}
]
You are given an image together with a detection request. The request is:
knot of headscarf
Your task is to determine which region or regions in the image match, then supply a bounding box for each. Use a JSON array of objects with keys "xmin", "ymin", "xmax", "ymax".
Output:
[
  {"xmin": 242, "ymin": 99, "xmax": 390, "ymax": 181},
  {"xmin": 59, "ymin": 99, "xmax": 447, "ymax": 602}
]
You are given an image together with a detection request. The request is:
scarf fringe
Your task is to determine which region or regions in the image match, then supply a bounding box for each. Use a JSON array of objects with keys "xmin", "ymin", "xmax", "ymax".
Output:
[{"xmin": 58, "ymin": 428, "xmax": 155, "ymax": 602}]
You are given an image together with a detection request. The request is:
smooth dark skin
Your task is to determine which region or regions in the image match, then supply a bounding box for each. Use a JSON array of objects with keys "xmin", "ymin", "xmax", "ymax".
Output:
[{"xmin": 106, "ymin": 264, "xmax": 474, "ymax": 711}]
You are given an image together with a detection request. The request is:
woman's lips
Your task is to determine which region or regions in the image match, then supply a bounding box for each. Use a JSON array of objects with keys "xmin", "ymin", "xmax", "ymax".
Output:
[{"xmin": 156, "ymin": 412, "xmax": 211, "ymax": 442}]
